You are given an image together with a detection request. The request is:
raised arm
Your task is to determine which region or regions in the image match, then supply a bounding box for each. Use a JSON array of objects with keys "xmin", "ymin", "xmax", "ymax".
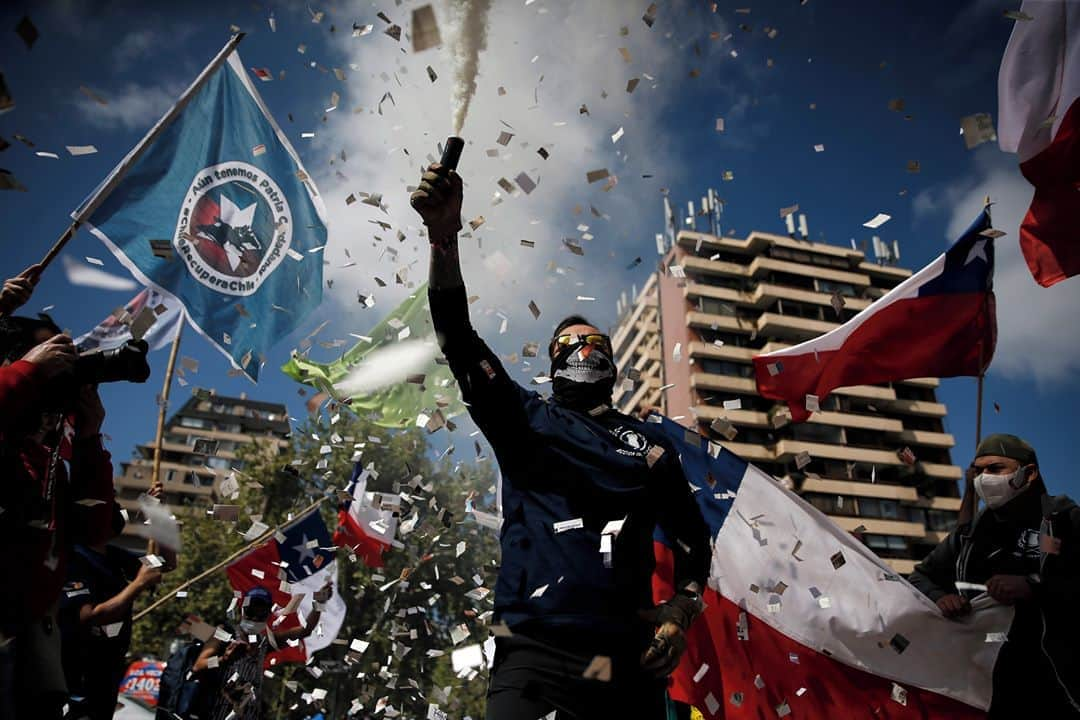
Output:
[
  {"xmin": 411, "ymin": 162, "xmax": 465, "ymax": 291},
  {"xmin": 410, "ymin": 164, "xmax": 530, "ymax": 456}
]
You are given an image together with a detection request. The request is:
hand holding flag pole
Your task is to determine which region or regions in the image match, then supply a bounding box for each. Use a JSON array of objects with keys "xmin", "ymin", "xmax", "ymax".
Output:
[
  {"xmin": 133, "ymin": 496, "xmax": 326, "ymax": 622},
  {"xmin": 32, "ymin": 33, "xmax": 247, "ymax": 277}
]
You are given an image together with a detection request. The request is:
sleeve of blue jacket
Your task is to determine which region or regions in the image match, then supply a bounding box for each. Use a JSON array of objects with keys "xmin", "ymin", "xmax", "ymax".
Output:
[
  {"xmin": 429, "ymin": 284, "xmax": 530, "ymax": 464},
  {"xmin": 652, "ymin": 442, "xmax": 711, "ymax": 594}
]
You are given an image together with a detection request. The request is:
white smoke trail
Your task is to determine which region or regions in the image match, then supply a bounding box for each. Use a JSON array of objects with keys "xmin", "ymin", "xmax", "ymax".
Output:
[
  {"xmin": 333, "ymin": 339, "xmax": 439, "ymax": 396},
  {"xmin": 446, "ymin": 0, "xmax": 493, "ymax": 134}
]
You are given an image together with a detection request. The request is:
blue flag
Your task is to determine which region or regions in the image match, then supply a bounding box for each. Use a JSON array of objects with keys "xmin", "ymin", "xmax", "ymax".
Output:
[{"xmin": 74, "ymin": 42, "xmax": 327, "ymax": 379}]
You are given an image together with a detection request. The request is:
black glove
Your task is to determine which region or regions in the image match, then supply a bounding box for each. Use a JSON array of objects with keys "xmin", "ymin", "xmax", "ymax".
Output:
[{"xmin": 640, "ymin": 587, "xmax": 704, "ymax": 677}]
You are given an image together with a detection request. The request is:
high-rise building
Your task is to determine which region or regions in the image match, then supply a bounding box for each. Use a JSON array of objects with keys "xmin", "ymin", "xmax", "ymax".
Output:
[
  {"xmin": 611, "ymin": 226, "xmax": 963, "ymax": 575},
  {"xmin": 113, "ymin": 393, "xmax": 290, "ymax": 549}
]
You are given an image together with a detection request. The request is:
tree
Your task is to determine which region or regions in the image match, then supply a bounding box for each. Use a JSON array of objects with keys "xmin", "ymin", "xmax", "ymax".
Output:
[{"xmin": 130, "ymin": 408, "xmax": 501, "ymax": 718}]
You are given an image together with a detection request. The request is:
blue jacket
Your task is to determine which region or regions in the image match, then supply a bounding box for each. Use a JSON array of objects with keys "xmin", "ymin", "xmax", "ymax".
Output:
[{"xmin": 431, "ymin": 286, "xmax": 710, "ymax": 643}]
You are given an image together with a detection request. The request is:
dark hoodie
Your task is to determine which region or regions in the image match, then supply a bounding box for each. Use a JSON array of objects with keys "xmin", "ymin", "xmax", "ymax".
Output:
[
  {"xmin": 429, "ymin": 284, "xmax": 710, "ymax": 652},
  {"xmin": 909, "ymin": 487, "xmax": 1080, "ymax": 715}
]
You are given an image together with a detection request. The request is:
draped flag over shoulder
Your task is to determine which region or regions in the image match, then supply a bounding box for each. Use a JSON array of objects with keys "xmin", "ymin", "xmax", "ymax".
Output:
[
  {"xmin": 753, "ymin": 209, "xmax": 996, "ymax": 422},
  {"xmin": 225, "ymin": 508, "xmax": 345, "ymax": 667},
  {"xmin": 650, "ymin": 416, "xmax": 1014, "ymax": 718},
  {"xmin": 998, "ymin": 0, "xmax": 1080, "ymax": 287},
  {"xmin": 72, "ymin": 36, "xmax": 328, "ymax": 379},
  {"xmin": 282, "ymin": 282, "xmax": 465, "ymax": 429}
]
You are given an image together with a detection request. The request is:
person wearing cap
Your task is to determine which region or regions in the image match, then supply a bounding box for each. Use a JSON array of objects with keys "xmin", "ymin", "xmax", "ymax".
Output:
[
  {"xmin": 412, "ymin": 164, "xmax": 710, "ymax": 718},
  {"xmin": 909, "ymin": 433, "xmax": 1080, "ymax": 717},
  {"xmin": 59, "ymin": 485, "xmax": 175, "ymax": 720},
  {"xmin": 194, "ymin": 582, "xmax": 332, "ymax": 720}
]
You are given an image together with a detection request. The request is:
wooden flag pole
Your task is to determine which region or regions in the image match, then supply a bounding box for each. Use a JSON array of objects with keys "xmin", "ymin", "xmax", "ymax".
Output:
[
  {"xmin": 147, "ymin": 324, "xmax": 184, "ymax": 558},
  {"xmin": 133, "ymin": 496, "xmax": 326, "ymax": 622},
  {"xmin": 35, "ymin": 33, "xmax": 246, "ymax": 275},
  {"xmin": 150, "ymin": 324, "xmax": 184, "ymax": 494}
]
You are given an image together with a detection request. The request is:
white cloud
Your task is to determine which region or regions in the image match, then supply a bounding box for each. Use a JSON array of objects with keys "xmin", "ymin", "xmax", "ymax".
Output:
[
  {"xmin": 112, "ymin": 27, "xmax": 195, "ymax": 70},
  {"xmin": 913, "ymin": 149, "xmax": 1080, "ymax": 386},
  {"xmin": 297, "ymin": 0, "xmax": 732, "ymax": 371},
  {"xmin": 76, "ymin": 80, "xmax": 186, "ymax": 131}
]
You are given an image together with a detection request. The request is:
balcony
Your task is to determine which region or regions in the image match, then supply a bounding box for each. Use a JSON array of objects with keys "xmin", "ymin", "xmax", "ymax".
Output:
[
  {"xmin": 775, "ymin": 439, "xmax": 905, "ymax": 467},
  {"xmin": 884, "ymin": 399, "xmax": 948, "ymax": 418},
  {"xmin": 755, "ymin": 312, "xmax": 838, "ymax": 341},
  {"xmin": 828, "ymin": 515, "xmax": 927, "ymax": 538},
  {"xmin": 892, "ymin": 429, "xmax": 956, "ymax": 449},
  {"xmin": 690, "ymin": 371, "xmax": 757, "ymax": 394},
  {"xmin": 885, "ymin": 558, "xmax": 917, "ymax": 575},
  {"xmin": 693, "ymin": 406, "xmax": 770, "ymax": 429},
  {"xmin": 801, "ymin": 477, "xmax": 920, "ymax": 502}
]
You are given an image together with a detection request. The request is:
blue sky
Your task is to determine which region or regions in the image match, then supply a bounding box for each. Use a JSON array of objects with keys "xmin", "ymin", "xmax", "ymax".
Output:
[{"xmin": 1, "ymin": 0, "xmax": 1076, "ymax": 497}]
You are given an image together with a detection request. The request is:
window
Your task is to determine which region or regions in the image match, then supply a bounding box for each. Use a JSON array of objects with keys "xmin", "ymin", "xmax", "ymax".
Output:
[
  {"xmin": 907, "ymin": 507, "xmax": 927, "ymax": 526},
  {"xmin": 927, "ymin": 510, "xmax": 956, "ymax": 532},
  {"xmin": 179, "ymin": 416, "xmax": 211, "ymax": 430},
  {"xmin": 894, "ymin": 384, "xmax": 936, "ymax": 402},
  {"xmin": 207, "ymin": 457, "xmax": 231, "ymax": 470},
  {"xmin": 817, "ymin": 279, "xmax": 858, "ymax": 298},
  {"xmin": 878, "ymin": 500, "xmax": 900, "ymax": 520},
  {"xmin": 776, "ymin": 299, "xmax": 823, "ymax": 321},
  {"xmin": 693, "ymin": 274, "xmax": 747, "ymax": 291},
  {"xmin": 698, "ymin": 359, "xmax": 754, "ymax": 378},
  {"xmin": 766, "ymin": 271, "xmax": 816, "ymax": 290},
  {"xmin": 863, "ymin": 534, "xmax": 908, "ymax": 554},
  {"xmin": 805, "ymin": 493, "xmax": 855, "ymax": 517},
  {"xmin": 791, "ymin": 423, "xmax": 844, "ymax": 445},
  {"xmin": 860, "ymin": 498, "xmax": 881, "ymax": 518},
  {"xmin": 695, "ymin": 329, "xmax": 750, "ymax": 348},
  {"xmin": 219, "ymin": 423, "xmax": 242, "ymax": 433}
]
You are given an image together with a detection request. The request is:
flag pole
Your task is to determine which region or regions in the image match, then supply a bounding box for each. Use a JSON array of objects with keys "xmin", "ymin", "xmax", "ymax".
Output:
[
  {"xmin": 150, "ymin": 324, "xmax": 184, "ymax": 495},
  {"xmin": 133, "ymin": 496, "xmax": 326, "ymax": 622},
  {"xmin": 35, "ymin": 33, "xmax": 247, "ymax": 275},
  {"xmin": 146, "ymin": 324, "xmax": 185, "ymax": 559}
]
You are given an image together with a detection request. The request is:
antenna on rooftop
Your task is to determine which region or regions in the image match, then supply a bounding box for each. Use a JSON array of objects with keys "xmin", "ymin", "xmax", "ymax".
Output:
[
  {"xmin": 686, "ymin": 200, "xmax": 697, "ymax": 231},
  {"xmin": 798, "ymin": 214, "xmax": 809, "ymax": 241},
  {"xmin": 784, "ymin": 213, "xmax": 796, "ymax": 238}
]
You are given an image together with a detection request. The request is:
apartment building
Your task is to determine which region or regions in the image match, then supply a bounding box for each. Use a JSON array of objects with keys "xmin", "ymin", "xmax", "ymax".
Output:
[
  {"xmin": 113, "ymin": 393, "xmax": 291, "ymax": 547},
  {"xmin": 611, "ymin": 228, "xmax": 964, "ymax": 574}
]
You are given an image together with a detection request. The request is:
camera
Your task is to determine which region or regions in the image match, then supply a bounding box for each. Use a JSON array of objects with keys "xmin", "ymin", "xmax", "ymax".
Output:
[
  {"xmin": 40, "ymin": 339, "xmax": 151, "ymax": 411},
  {"xmin": 73, "ymin": 339, "xmax": 151, "ymax": 385}
]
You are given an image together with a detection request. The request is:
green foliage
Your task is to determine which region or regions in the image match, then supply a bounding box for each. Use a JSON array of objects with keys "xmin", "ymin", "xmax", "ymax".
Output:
[{"xmin": 129, "ymin": 410, "xmax": 501, "ymax": 719}]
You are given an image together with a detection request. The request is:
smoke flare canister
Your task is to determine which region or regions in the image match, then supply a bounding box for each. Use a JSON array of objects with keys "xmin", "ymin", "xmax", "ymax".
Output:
[{"xmin": 440, "ymin": 136, "xmax": 464, "ymax": 171}]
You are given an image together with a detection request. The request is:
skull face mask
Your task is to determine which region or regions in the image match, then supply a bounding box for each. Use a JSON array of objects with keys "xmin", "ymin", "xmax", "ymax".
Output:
[{"xmin": 550, "ymin": 336, "xmax": 616, "ymax": 410}]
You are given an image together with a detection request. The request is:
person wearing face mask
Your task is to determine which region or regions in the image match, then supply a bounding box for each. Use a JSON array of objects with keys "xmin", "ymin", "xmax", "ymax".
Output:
[
  {"xmin": 192, "ymin": 582, "xmax": 332, "ymax": 720},
  {"xmin": 412, "ymin": 164, "xmax": 710, "ymax": 719},
  {"xmin": 909, "ymin": 433, "xmax": 1080, "ymax": 717}
]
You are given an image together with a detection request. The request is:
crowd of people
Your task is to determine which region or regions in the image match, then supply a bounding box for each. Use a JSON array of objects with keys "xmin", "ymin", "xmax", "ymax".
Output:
[
  {"xmin": 0, "ymin": 271, "xmax": 332, "ymax": 720},
  {"xmin": 0, "ymin": 163, "xmax": 1074, "ymax": 720}
]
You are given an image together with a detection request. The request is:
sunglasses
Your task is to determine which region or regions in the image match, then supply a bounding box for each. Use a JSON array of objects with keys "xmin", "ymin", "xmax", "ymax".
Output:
[{"xmin": 551, "ymin": 333, "xmax": 612, "ymax": 357}]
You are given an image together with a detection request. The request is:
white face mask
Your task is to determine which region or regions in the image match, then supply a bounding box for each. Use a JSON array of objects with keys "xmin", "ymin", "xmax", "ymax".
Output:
[
  {"xmin": 239, "ymin": 618, "xmax": 266, "ymax": 636},
  {"xmin": 974, "ymin": 466, "xmax": 1030, "ymax": 509}
]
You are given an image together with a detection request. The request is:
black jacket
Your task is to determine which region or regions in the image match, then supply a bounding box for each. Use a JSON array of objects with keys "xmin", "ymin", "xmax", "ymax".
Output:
[
  {"xmin": 429, "ymin": 285, "xmax": 710, "ymax": 647},
  {"xmin": 909, "ymin": 491, "xmax": 1080, "ymax": 713}
]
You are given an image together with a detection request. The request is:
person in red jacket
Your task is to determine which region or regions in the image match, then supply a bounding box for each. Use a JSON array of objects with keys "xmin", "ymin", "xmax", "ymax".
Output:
[{"xmin": 0, "ymin": 268, "xmax": 117, "ymax": 720}]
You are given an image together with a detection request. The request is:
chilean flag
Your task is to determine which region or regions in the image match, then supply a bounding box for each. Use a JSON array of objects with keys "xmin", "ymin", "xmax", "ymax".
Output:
[
  {"xmin": 998, "ymin": 0, "xmax": 1080, "ymax": 287},
  {"xmin": 650, "ymin": 416, "xmax": 1014, "ymax": 717},
  {"xmin": 752, "ymin": 209, "xmax": 996, "ymax": 422},
  {"xmin": 225, "ymin": 508, "xmax": 345, "ymax": 666},
  {"xmin": 332, "ymin": 461, "xmax": 397, "ymax": 568}
]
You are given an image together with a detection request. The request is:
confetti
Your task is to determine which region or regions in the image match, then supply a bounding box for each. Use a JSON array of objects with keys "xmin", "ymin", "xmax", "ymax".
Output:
[{"xmin": 960, "ymin": 113, "xmax": 997, "ymax": 149}]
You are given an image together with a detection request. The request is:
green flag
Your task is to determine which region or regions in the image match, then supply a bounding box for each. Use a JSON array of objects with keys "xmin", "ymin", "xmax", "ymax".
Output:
[{"xmin": 281, "ymin": 283, "xmax": 465, "ymax": 428}]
